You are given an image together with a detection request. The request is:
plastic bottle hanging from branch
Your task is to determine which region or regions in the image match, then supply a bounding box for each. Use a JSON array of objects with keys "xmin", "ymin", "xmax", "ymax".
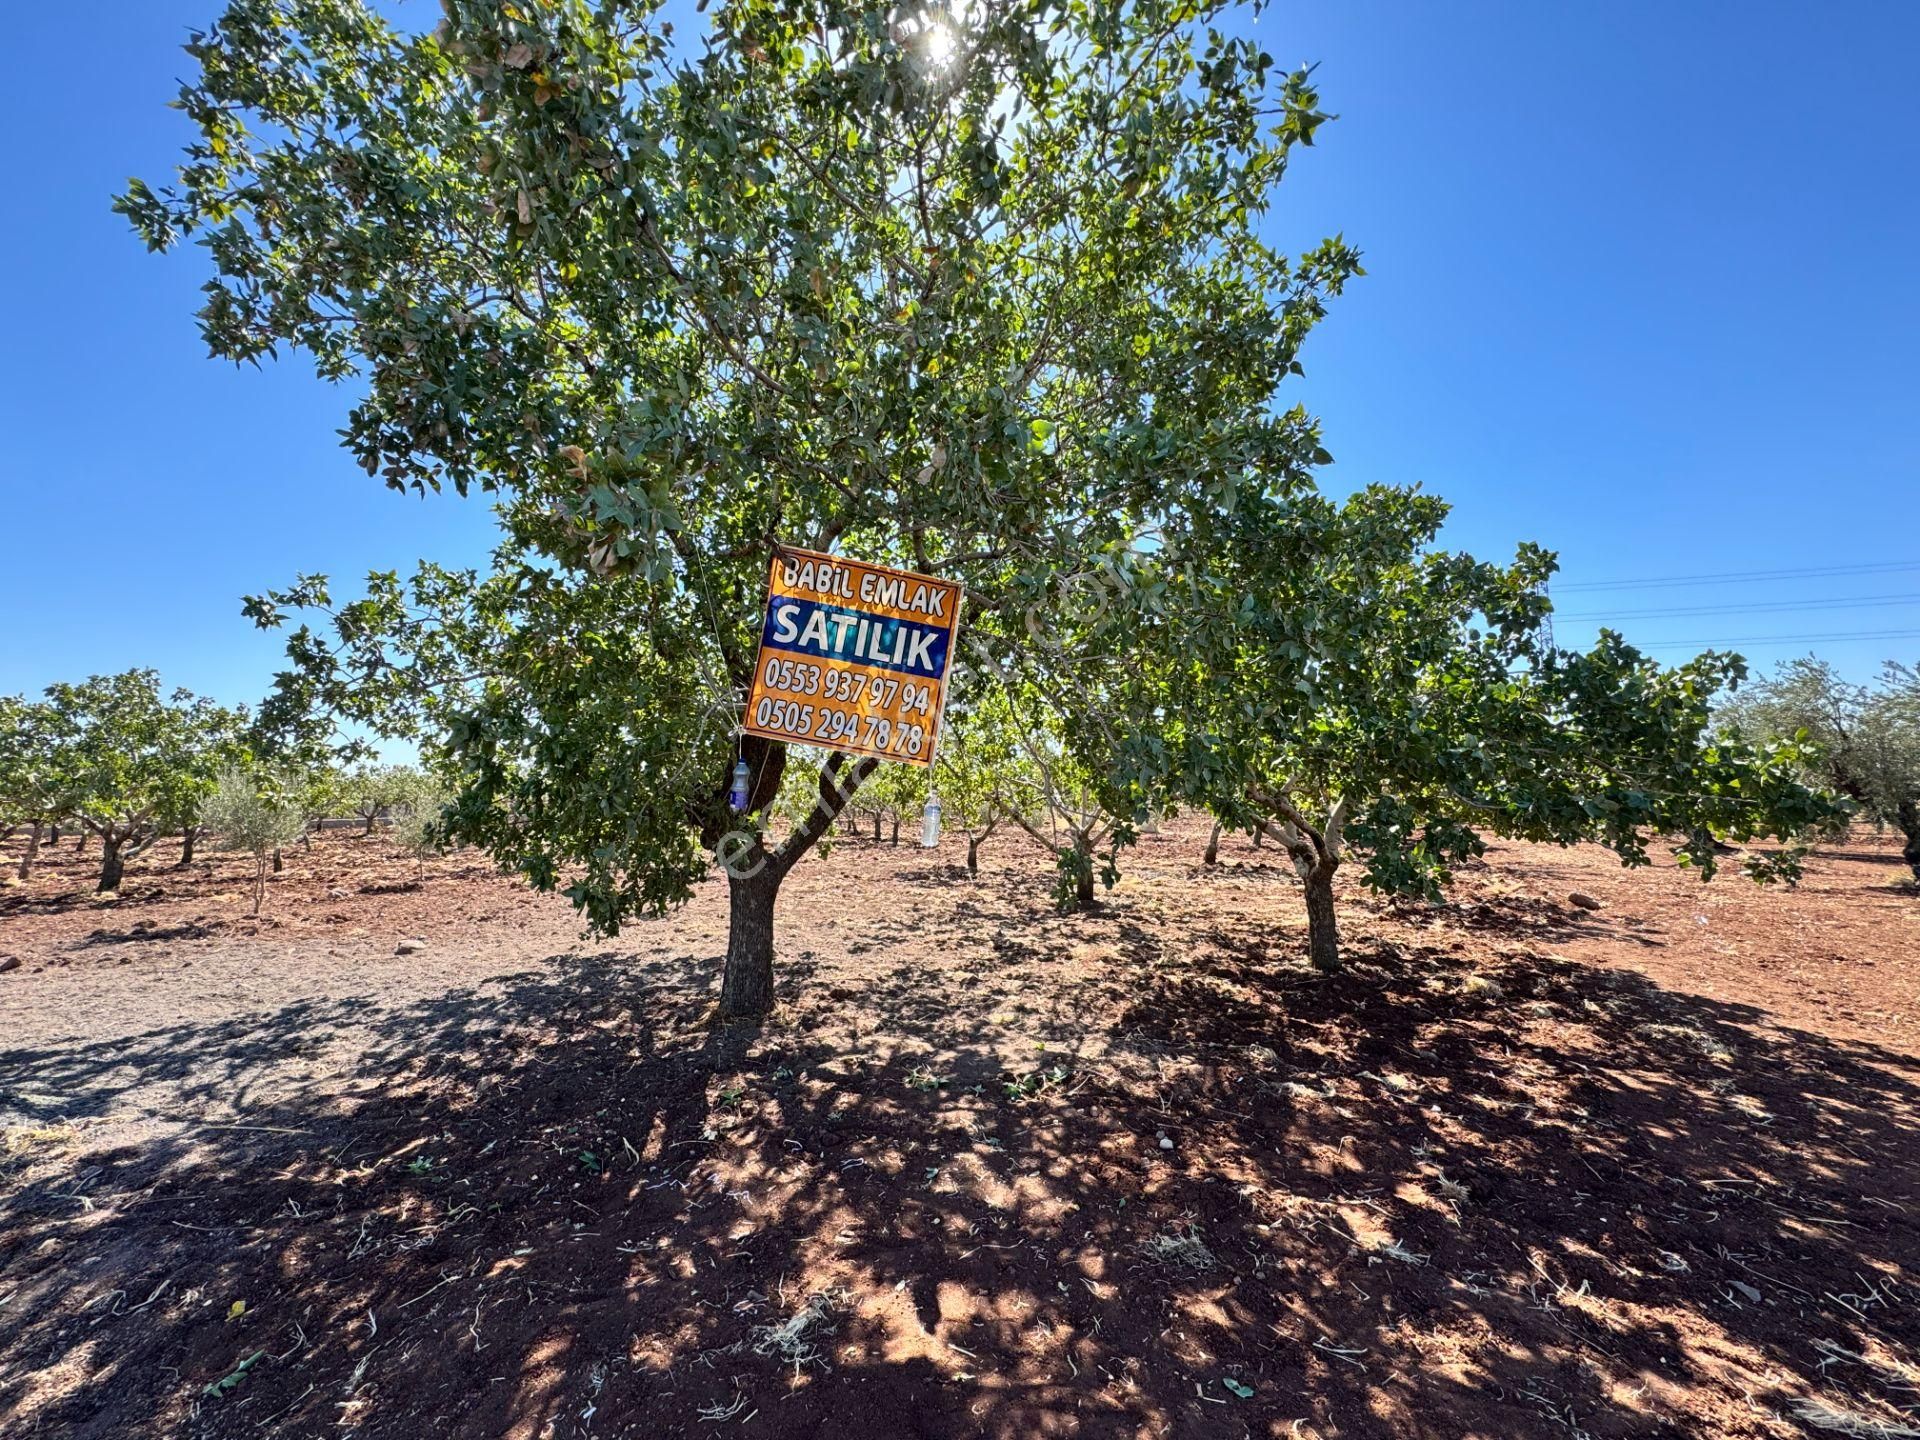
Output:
[
  {"xmin": 921, "ymin": 793, "xmax": 942, "ymax": 848},
  {"xmin": 729, "ymin": 758, "xmax": 751, "ymax": 813}
]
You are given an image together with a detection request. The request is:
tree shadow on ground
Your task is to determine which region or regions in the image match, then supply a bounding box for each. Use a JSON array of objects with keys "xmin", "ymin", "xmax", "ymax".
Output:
[
  {"xmin": 1386, "ymin": 892, "xmax": 1667, "ymax": 949},
  {"xmin": 74, "ymin": 922, "xmax": 221, "ymax": 948},
  {"xmin": 1807, "ymin": 845, "xmax": 1910, "ymax": 866},
  {"xmin": 3, "ymin": 903, "xmax": 1918, "ymax": 1439},
  {"xmin": 0, "ymin": 884, "xmax": 182, "ymax": 920}
]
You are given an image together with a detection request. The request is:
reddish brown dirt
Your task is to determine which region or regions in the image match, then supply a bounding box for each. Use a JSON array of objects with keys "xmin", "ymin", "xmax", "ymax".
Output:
[{"xmin": 1, "ymin": 822, "xmax": 1917, "ymax": 1439}]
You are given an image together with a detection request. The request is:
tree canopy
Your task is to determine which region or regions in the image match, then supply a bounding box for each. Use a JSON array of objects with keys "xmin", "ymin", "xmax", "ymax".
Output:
[
  {"xmin": 129, "ymin": 0, "xmax": 1360, "ymax": 1013},
  {"xmin": 0, "ymin": 695, "xmax": 77, "ymax": 880},
  {"xmin": 34, "ymin": 671, "xmax": 247, "ymax": 892},
  {"xmin": 1089, "ymin": 484, "xmax": 1846, "ymax": 968},
  {"xmin": 203, "ymin": 762, "xmax": 310, "ymax": 913}
]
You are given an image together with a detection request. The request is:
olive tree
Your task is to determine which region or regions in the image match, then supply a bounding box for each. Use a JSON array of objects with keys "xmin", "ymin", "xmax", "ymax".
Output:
[
  {"xmin": 203, "ymin": 763, "xmax": 308, "ymax": 914},
  {"xmin": 1720, "ymin": 657, "xmax": 1920, "ymax": 880},
  {"xmin": 388, "ymin": 767, "xmax": 453, "ymax": 881},
  {"xmin": 127, "ymin": 0, "xmax": 1357, "ymax": 1015}
]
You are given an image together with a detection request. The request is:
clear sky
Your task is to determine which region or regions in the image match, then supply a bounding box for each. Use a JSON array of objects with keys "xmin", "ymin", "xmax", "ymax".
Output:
[{"xmin": 2, "ymin": 0, "xmax": 1915, "ymax": 716}]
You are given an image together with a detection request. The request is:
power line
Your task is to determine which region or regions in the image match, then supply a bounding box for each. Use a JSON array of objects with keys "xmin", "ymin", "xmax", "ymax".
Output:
[
  {"xmin": 1553, "ymin": 560, "xmax": 1920, "ymax": 594},
  {"xmin": 1630, "ymin": 627, "xmax": 1920, "ymax": 649},
  {"xmin": 1556, "ymin": 592, "xmax": 1920, "ymax": 622}
]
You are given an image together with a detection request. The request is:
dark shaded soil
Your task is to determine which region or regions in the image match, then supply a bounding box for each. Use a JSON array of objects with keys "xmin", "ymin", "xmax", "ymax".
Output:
[{"xmin": 1, "ymin": 824, "xmax": 1917, "ymax": 1438}]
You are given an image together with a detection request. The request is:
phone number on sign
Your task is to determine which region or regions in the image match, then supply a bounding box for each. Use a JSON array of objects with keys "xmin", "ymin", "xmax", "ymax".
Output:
[
  {"xmin": 751, "ymin": 696, "xmax": 928, "ymax": 756},
  {"xmin": 759, "ymin": 657, "xmax": 936, "ymax": 715}
]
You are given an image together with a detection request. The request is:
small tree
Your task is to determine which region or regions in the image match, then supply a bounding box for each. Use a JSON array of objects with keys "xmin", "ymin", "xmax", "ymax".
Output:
[
  {"xmin": 0, "ymin": 695, "xmax": 75, "ymax": 879},
  {"xmin": 203, "ymin": 764, "xmax": 308, "ymax": 915},
  {"xmin": 935, "ymin": 687, "xmax": 1029, "ymax": 876},
  {"xmin": 866, "ymin": 764, "xmax": 930, "ymax": 847},
  {"xmin": 1720, "ymin": 657, "xmax": 1920, "ymax": 880},
  {"xmin": 996, "ymin": 685, "xmax": 1132, "ymax": 911},
  {"xmin": 388, "ymin": 768, "xmax": 451, "ymax": 881},
  {"xmin": 296, "ymin": 763, "xmax": 348, "ymax": 847},
  {"xmin": 0, "ymin": 696, "xmax": 76, "ymax": 882}
]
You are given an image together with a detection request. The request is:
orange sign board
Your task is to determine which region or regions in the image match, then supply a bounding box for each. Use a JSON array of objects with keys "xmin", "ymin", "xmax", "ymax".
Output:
[{"xmin": 741, "ymin": 547, "xmax": 964, "ymax": 767}]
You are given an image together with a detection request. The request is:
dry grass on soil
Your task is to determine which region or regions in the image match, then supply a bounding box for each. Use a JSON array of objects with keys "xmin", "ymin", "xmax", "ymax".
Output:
[{"xmin": 1, "ymin": 820, "xmax": 1917, "ymax": 1439}]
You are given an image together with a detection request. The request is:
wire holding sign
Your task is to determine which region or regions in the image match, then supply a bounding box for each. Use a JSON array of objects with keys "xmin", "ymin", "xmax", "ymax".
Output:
[{"xmin": 741, "ymin": 547, "xmax": 964, "ymax": 767}]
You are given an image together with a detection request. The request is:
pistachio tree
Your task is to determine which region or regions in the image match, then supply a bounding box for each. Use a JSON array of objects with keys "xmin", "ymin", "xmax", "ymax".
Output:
[
  {"xmin": 170, "ymin": 700, "xmax": 253, "ymax": 866},
  {"xmin": 128, "ymin": 0, "xmax": 1356, "ymax": 1014},
  {"xmin": 343, "ymin": 764, "xmax": 410, "ymax": 834},
  {"xmin": 992, "ymin": 680, "xmax": 1134, "ymax": 910},
  {"xmin": 933, "ymin": 687, "xmax": 1029, "ymax": 875},
  {"xmin": 43, "ymin": 671, "xmax": 246, "ymax": 893},
  {"xmin": 0, "ymin": 696, "xmax": 76, "ymax": 882},
  {"xmin": 1105, "ymin": 483, "xmax": 1846, "ymax": 971},
  {"xmin": 865, "ymin": 762, "xmax": 931, "ymax": 846}
]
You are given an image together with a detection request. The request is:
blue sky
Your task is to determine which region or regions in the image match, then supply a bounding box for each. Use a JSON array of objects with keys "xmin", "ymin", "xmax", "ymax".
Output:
[{"xmin": 1, "ymin": 0, "xmax": 1915, "ymax": 715}]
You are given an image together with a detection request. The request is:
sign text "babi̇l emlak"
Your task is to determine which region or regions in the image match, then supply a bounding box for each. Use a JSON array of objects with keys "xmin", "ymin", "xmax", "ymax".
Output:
[{"xmin": 741, "ymin": 547, "xmax": 963, "ymax": 766}]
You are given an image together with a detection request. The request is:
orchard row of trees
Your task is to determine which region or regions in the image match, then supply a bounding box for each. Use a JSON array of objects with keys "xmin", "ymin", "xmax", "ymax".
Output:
[
  {"xmin": 5, "ymin": 647, "xmax": 1908, "ymax": 923},
  {"xmin": 0, "ymin": 672, "xmax": 444, "ymax": 902},
  {"xmin": 116, "ymin": 0, "xmax": 1890, "ymax": 1015}
]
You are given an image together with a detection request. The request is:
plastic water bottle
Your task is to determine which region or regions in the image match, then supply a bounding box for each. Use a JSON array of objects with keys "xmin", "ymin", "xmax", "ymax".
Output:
[
  {"xmin": 729, "ymin": 758, "xmax": 751, "ymax": 812},
  {"xmin": 921, "ymin": 793, "xmax": 942, "ymax": 848}
]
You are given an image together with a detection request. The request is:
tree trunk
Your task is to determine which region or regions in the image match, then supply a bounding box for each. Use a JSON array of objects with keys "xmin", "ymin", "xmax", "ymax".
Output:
[
  {"xmin": 1066, "ymin": 833, "xmax": 1097, "ymax": 910},
  {"xmin": 364, "ymin": 812, "xmax": 378, "ymax": 835},
  {"xmin": 718, "ymin": 862, "xmax": 780, "ymax": 1020},
  {"xmin": 704, "ymin": 742, "xmax": 875, "ymax": 1020},
  {"xmin": 890, "ymin": 815, "xmax": 900, "ymax": 845},
  {"xmin": 872, "ymin": 813, "xmax": 881, "ymax": 841},
  {"xmin": 1251, "ymin": 825, "xmax": 1263, "ymax": 849},
  {"xmin": 1303, "ymin": 860, "xmax": 1341, "ymax": 973},
  {"xmin": 272, "ymin": 847, "xmax": 284, "ymax": 874},
  {"xmin": 97, "ymin": 833, "xmax": 127, "ymax": 893},
  {"xmin": 17, "ymin": 821, "xmax": 42, "ymax": 881},
  {"xmin": 967, "ymin": 834, "xmax": 981, "ymax": 875},
  {"xmin": 178, "ymin": 827, "xmax": 199, "ymax": 867},
  {"xmin": 49, "ymin": 824, "xmax": 61, "ymax": 847},
  {"xmin": 1203, "ymin": 821, "xmax": 1222, "ymax": 866},
  {"xmin": 75, "ymin": 829, "xmax": 89, "ymax": 856},
  {"xmin": 1899, "ymin": 799, "xmax": 1920, "ymax": 882},
  {"xmin": 251, "ymin": 856, "xmax": 267, "ymax": 916}
]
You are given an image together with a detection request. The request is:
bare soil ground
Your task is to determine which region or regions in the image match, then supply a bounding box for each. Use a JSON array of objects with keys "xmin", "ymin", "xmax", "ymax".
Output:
[{"xmin": 1, "ymin": 820, "xmax": 1917, "ymax": 1440}]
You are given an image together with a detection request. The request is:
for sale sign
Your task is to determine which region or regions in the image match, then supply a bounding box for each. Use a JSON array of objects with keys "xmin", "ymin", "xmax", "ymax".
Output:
[{"xmin": 741, "ymin": 546, "xmax": 963, "ymax": 767}]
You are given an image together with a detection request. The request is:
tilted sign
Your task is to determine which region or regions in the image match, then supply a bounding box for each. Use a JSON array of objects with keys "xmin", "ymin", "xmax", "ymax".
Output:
[{"xmin": 741, "ymin": 546, "xmax": 964, "ymax": 767}]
